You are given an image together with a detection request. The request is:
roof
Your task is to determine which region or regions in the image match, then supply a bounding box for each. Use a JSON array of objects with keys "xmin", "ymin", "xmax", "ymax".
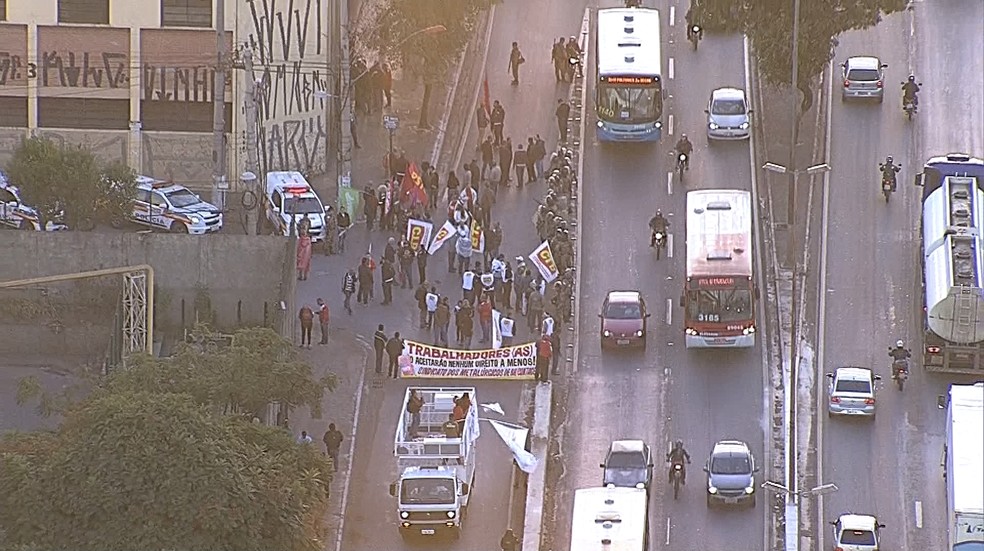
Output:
[
  {"xmin": 596, "ymin": 8, "xmax": 662, "ymax": 77},
  {"xmin": 610, "ymin": 440, "xmax": 646, "ymax": 454},
  {"xmin": 838, "ymin": 513, "xmax": 877, "ymax": 531},
  {"xmin": 606, "ymin": 290, "xmax": 642, "ymax": 303},
  {"xmin": 686, "ymin": 190, "xmax": 753, "ymax": 277},
  {"xmin": 949, "ymin": 383, "xmax": 983, "ymax": 514},
  {"xmin": 834, "ymin": 367, "xmax": 873, "ymax": 381},
  {"xmin": 570, "ymin": 487, "xmax": 648, "ymax": 551},
  {"xmin": 711, "ymin": 87, "xmax": 746, "ymax": 101},
  {"xmin": 845, "ymin": 56, "xmax": 881, "ymax": 69},
  {"xmin": 266, "ymin": 171, "xmax": 313, "ymax": 193},
  {"xmin": 712, "ymin": 440, "xmax": 750, "ymax": 455}
]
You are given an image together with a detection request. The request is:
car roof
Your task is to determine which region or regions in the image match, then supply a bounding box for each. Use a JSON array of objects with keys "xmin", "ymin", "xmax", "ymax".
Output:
[
  {"xmin": 135, "ymin": 175, "xmax": 189, "ymax": 194},
  {"xmin": 838, "ymin": 514, "xmax": 877, "ymax": 531},
  {"xmin": 606, "ymin": 291, "xmax": 642, "ymax": 303},
  {"xmin": 610, "ymin": 439, "xmax": 646, "ymax": 454},
  {"xmin": 834, "ymin": 367, "xmax": 873, "ymax": 380},
  {"xmin": 711, "ymin": 440, "xmax": 751, "ymax": 455},
  {"xmin": 711, "ymin": 87, "xmax": 746, "ymax": 101},
  {"xmin": 846, "ymin": 56, "xmax": 880, "ymax": 69}
]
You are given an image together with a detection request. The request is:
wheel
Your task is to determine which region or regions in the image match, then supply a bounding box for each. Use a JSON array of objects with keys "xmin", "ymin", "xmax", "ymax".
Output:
[
  {"xmin": 169, "ymin": 222, "xmax": 189, "ymax": 234},
  {"xmin": 19, "ymin": 220, "xmax": 34, "ymax": 230}
]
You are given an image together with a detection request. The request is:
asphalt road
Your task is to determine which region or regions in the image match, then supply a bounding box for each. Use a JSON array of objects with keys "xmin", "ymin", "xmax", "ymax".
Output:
[
  {"xmin": 323, "ymin": 0, "xmax": 588, "ymax": 547},
  {"xmin": 816, "ymin": 3, "xmax": 983, "ymax": 550},
  {"xmin": 549, "ymin": 3, "xmax": 769, "ymax": 550}
]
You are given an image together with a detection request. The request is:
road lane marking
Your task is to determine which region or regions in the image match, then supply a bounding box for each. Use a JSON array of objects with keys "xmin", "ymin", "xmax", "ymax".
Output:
[
  {"xmin": 915, "ymin": 501, "xmax": 923, "ymax": 528},
  {"xmin": 668, "ymin": 113, "xmax": 674, "ymax": 136},
  {"xmin": 451, "ymin": 2, "xmax": 496, "ymax": 170},
  {"xmin": 666, "ymin": 298, "xmax": 673, "ymax": 325},
  {"xmin": 665, "ymin": 517, "xmax": 671, "ymax": 545},
  {"xmin": 666, "ymin": 171, "xmax": 674, "ymax": 195},
  {"xmin": 669, "ymin": 5, "xmax": 676, "ymax": 26},
  {"xmin": 667, "ymin": 233, "xmax": 674, "ymax": 258},
  {"xmin": 668, "ymin": 57, "xmax": 675, "ymax": 79},
  {"xmin": 334, "ymin": 336, "xmax": 370, "ymax": 551}
]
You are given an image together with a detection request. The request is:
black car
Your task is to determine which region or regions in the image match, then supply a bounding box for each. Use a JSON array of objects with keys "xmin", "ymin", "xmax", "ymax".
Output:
[{"xmin": 600, "ymin": 439, "xmax": 654, "ymax": 491}]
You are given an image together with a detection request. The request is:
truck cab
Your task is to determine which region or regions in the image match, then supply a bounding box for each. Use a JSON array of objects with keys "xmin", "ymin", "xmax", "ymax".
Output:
[
  {"xmin": 264, "ymin": 171, "xmax": 329, "ymax": 241},
  {"xmin": 390, "ymin": 387, "xmax": 477, "ymax": 540}
]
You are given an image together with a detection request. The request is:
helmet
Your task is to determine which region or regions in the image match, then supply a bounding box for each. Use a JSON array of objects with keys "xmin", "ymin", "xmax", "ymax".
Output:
[
  {"xmin": 886, "ymin": 155, "xmax": 894, "ymax": 163},
  {"xmin": 896, "ymin": 339, "xmax": 905, "ymax": 348},
  {"xmin": 674, "ymin": 440, "xmax": 683, "ymax": 449},
  {"xmin": 907, "ymin": 75, "xmax": 915, "ymax": 82},
  {"xmin": 656, "ymin": 209, "xmax": 662, "ymax": 216},
  {"xmin": 681, "ymin": 133, "xmax": 688, "ymax": 139}
]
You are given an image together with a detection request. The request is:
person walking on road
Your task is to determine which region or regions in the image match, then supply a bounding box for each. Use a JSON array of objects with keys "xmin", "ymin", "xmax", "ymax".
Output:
[
  {"xmin": 552, "ymin": 37, "xmax": 567, "ymax": 82},
  {"xmin": 499, "ymin": 137, "xmax": 513, "ymax": 186},
  {"xmin": 373, "ymin": 324, "xmax": 387, "ymax": 374},
  {"xmin": 481, "ymin": 136, "xmax": 495, "ymax": 177},
  {"xmin": 381, "ymin": 62, "xmax": 393, "ymax": 107},
  {"xmin": 476, "ymin": 104, "xmax": 490, "ymax": 146},
  {"xmin": 341, "ymin": 269, "xmax": 356, "ymax": 315},
  {"xmin": 526, "ymin": 137, "xmax": 537, "ymax": 182},
  {"xmin": 500, "ymin": 528, "xmax": 521, "ymax": 551},
  {"xmin": 508, "ymin": 42, "xmax": 525, "ymax": 85},
  {"xmin": 357, "ymin": 256, "xmax": 373, "ymax": 305},
  {"xmin": 317, "ymin": 298, "xmax": 330, "ymax": 345},
  {"xmin": 425, "ymin": 286, "xmax": 439, "ymax": 329},
  {"xmin": 490, "ymin": 101, "xmax": 506, "ymax": 146},
  {"xmin": 386, "ymin": 332, "xmax": 404, "ymax": 379},
  {"xmin": 513, "ymin": 143, "xmax": 528, "ymax": 188},
  {"xmin": 528, "ymin": 290, "xmax": 544, "ymax": 333},
  {"xmin": 323, "ymin": 423, "xmax": 344, "ymax": 471},
  {"xmin": 435, "ymin": 297, "xmax": 451, "ymax": 346},
  {"xmin": 381, "ymin": 258, "xmax": 396, "ymax": 305},
  {"xmin": 478, "ymin": 294, "xmax": 494, "ymax": 343},
  {"xmin": 556, "ymin": 99, "xmax": 571, "ymax": 143},
  {"xmin": 534, "ymin": 134, "xmax": 547, "ymax": 177},
  {"xmin": 415, "ymin": 243, "xmax": 428, "ymax": 284},
  {"xmin": 298, "ymin": 305, "xmax": 314, "ymax": 349},
  {"xmin": 363, "ymin": 185, "xmax": 377, "ymax": 231},
  {"xmin": 550, "ymin": 330, "xmax": 561, "ymax": 375},
  {"xmin": 535, "ymin": 333, "xmax": 553, "ymax": 383},
  {"xmin": 415, "ymin": 282, "xmax": 429, "ymax": 328}
]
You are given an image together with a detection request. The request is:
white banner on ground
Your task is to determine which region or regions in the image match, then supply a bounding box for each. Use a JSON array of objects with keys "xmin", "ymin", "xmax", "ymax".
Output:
[
  {"xmin": 489, "ymin": 420, "xmax": 538, "ymax": 474},
  {"xmin": 427, "ymin": 220, "xmax": 456, "ymax": 255},
  {"xmin": 528, "ymin": 240, "xmax": 560, "ymax": 283}
]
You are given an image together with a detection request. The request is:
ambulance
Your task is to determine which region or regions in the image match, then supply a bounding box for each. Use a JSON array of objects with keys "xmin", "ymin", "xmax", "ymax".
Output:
[{"xmin": 264, "ymin": 171, "xmax": 329, "ymax": 241}]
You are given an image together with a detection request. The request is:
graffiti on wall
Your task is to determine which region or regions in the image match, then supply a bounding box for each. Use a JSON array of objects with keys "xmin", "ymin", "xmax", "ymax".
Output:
[
  {"xmin": 246, "ymin": 0, "xmax": 329, "ymax": 175},
  {"xmin": 142, "ymin": 133, "xmax": 213, "ymax": 187},
  {"xmin": 36, "ymin": 27, "xmax": 130, "ymax": 98},
  {"xmin": 36, "ymin": 130, "xmax": 128, "ymax": 165},
  {"xmin": 141, "ymin": 29, "xmax": 233, "ymax": 104},
  {"xmin": 0, "ymin": 24, "xmax": 30, "ymax": 96}
]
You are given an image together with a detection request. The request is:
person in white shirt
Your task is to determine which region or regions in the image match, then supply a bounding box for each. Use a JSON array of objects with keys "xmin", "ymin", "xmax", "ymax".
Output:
[
  {"xmin": 462, "ymin": 265, "xmax": 476, "ymax": 304},
  {"xmin": 500, "ymin": 315, "xmax": 515, "ymax": 347},
  {"xmin": 541, "ymin": 313, "xmax": 555, "ymax": 336},
  {"xmin": 491, "ymin": 255, "xmax": 506, "ymax": 280},
  {"xmin": 425, "ymin": 288, "xmax": 439, "ymax": 329},
  {"xmin": 297, "ymin": 430, "xmax": 313, "ymax": 444},
  {"xmin": 479, "ymin": 271, "xmax": 496, "ymax": 308}
]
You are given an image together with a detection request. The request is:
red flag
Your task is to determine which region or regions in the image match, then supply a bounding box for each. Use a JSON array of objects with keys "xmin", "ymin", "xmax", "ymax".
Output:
[
  {"xmin": 400, "ymin": 162, "xmax": 428, "ymax": 206},
  {"xmin": 482, "ymin": 77, "xmax": 492, "ymax": 116}
]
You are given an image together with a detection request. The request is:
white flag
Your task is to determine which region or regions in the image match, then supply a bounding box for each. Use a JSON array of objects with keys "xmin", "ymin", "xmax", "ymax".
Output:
[
  {"xmin": 528, "ymin": 240, "xmax": 560, "ymax": 283},
  {"xmin": 427, "ymin": 220, "xmax": 457, "ymax": 255},
  {"xmin": 491, "ymin": 309, "xmax": 503, "ymax": 349},
  {"xmin": 489, "ymin": 420, "xmax": 538, "ymax": 474},
  {"xmin": 480, "ymin": 402, "xmax": 505, "ymax": 415}
]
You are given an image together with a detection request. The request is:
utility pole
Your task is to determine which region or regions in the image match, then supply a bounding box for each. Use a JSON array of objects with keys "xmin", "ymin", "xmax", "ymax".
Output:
[
  {"xmin": 242, "ymin": 48, "xmax": 260, "ymax": 236},
  {"xmin": 338, "ymin": 0, "xmax": 353, "ymax": 198},
  {"xmin": 211, "ymin": 0, "xmax": 228, "ymax": 209}
]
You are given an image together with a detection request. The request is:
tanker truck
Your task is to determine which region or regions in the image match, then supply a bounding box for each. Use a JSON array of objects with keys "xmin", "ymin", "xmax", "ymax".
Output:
[{"xmin": 914, "ymin": 154, "xmax": 984, "ymax": 374}]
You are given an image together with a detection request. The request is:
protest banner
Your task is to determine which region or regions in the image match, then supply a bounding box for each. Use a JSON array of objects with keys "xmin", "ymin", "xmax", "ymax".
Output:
[
  {"xmin": 528, "ymin": 240, "xmax": 560, "ymax": 282},
  {"xmin": 469, "ymin": 218, "xmax": 485, "ymax": 253},
  {"xmin": 398, "ymin": 340, "xmax": 536, "ymax": 380},
  {"xmin": 427, "ymin": 220, "xmax": 456, "ymax": 255},
  {"xmin": 406, "ymin": 219, "xmax": 433, "ymax": 251}
]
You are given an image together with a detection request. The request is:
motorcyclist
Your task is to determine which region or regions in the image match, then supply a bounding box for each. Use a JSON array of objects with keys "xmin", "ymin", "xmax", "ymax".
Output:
[
  {"xmin": 675, "ymin": 135, "xmax": 693, "ymax": 171},
  {"xmin": 901, "ymin": 75, "xmax": 920, "ymax": 107},
  {"xmin": 879, "ymin": 156, "xmax": 901, "ymax": 190},
  {"xmin": 665, "ymin": 440, "xmax": 692, "ymax": 484},
  {"xmin": 624, "ymin": 0, "xmax": 642, "ymax": 6},
  {"xmin": 889, "ymin": 339, "xmax": 911, "ymax": 378},
  {"xmin": 649, "ymin": 210, "xmax": 669, "ymax": 247},
  {"xmin": 685, "ymin": 7, "xmax": 703, "ymax": 41}
]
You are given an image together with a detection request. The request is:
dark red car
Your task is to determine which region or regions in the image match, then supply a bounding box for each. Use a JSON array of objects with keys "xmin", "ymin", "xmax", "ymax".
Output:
[{"xmin": 599, "ymin": 291, "xmax": 650, "ymax": 349}]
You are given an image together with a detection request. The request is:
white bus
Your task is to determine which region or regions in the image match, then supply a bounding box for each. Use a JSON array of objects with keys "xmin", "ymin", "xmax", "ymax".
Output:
[
  {"xmin": 595, "ymin": 8, "xmax": 664, "ymax": 142},
  {"xmin": 683, "ymin": 189, "xmax": 757, "ymax": 348},
  {"xmin": 942, "ymin": 383, "xmax": 984, "ymax": 551},
  {"xmin": 569, "ymin": 487, "xmax": 649, "ymax": 551}
]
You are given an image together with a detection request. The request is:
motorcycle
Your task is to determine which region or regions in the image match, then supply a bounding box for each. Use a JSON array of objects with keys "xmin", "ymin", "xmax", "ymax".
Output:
[
  {"xmin": 669, "ymin": 462, "xmax": 685, "ymax": 499},
  {"xmin": 624, "ymin": 0, "xmax": 642, "ymax": 6},
  {"xmin": 882, "ymin": 176, "xmax": 893, "ymax": 203},
  {"xmin": 892, "ymin": 359, "xmax": 909, "ymax": 391},
  {"xmin": 676, "ymin": 153, "xmax": 688, "ymax": 181},
  {"xmin": 689, "ymin": 25, "xmax": 702, "ymax": 51},
  {"xmin": 652, "ymin": 230, "xmax": 666, "ymax": 260},
  {"xmin": 902, "ymin": 98, "xmax": 917, "ymax": 121}
]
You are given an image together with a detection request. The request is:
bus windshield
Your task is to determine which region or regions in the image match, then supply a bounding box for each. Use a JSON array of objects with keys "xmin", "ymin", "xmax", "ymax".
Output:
[
  {"xmin": 597, "ymin": 83, "xmax": 662, "ymax": 123},
  {"xmin": 686, "ymin": 289, "xmax": 753, "ymax": 323}
]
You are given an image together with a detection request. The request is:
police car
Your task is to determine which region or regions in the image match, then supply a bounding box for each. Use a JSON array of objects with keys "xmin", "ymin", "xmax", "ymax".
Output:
[
  {"xmin": 0, "ymin": 171, "xmax": 68, "ymax": 231},
  {"xmin": 264, "ymin": 171, "xmax": 329, "ymax": 241},
  {"xmin": 118, "ymin": 176, "xmax": 223, "ymax": 234}
]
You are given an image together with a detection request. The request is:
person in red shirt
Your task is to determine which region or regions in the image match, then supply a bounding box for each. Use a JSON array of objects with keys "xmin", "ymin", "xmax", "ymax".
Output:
[
  {"xmin": 478, "ymin": 294, "xmax": 494, "ymax": 344},
  {"xmin": 535, "ymin": 333, "xmax": 552, "ymax": 383},
  {"xmin": 298, "ymin": 305, "xmax": 314, "ymax": 349},
  {"xmin": 317, "ymin": 298, "xmax": 330, "ymax": 345}
]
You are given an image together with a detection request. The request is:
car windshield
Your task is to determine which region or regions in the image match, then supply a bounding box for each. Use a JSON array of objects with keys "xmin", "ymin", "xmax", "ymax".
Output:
[
  {"xmin": 835, "ymin": 379, "xmax": 871, "ymax": 394},
  {"xmin": 597, "ymin": 84, "xmax": 662, "ymax": 123},
  {"xmin": 605, "ymin": 302, "xmax": 642, "ymax": 319},
  {"xmin": 712, "ymin": 98, "xmax": 746, "ymax": 115},
  {"xmin": 285, "ymin": 196, "xmax": 324, "ymax": 215},
  {"xmin": 711, "ymin": 455, "xmax": 750, "ymax": 474},
  {"xmin": 847, "ymin": 68, "xmax": 880, "ymax": 81},
  {"xmin": 686, "ymin": 289, "xmax": 753, "ymax": 323},
  {"xmin": 400, "ymin": 479, "xmax": 456, "ymax": 505},
  {"xmin": 607, "ymin": 451, "xmax": 646, "ymax": 469},
  {"xmin": 840, "ymin": 529, "xmax": 876, "ymax": 546},
  {"xmin": 165, "ymin": 189, "xmax": 204, "ymax": 208}
]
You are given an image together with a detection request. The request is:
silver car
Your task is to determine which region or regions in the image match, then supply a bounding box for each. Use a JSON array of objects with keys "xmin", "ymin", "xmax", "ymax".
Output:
[
  {"xmin": 826, "ymin": 367, "xmax": 881, "ymax": 418},
  {"xmin": 705, "ymin": 87, "xmax": 751, "ymax": 140},
  {"xmin": 841, "ymin": 56, "xmax": 888, "ymax": 102}
]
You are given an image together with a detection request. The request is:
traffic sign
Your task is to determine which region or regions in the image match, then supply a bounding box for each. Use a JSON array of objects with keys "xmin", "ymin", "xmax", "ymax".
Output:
[{"xmin": 383, "ymin": 115, "xmax": 400, "ymax": 130}]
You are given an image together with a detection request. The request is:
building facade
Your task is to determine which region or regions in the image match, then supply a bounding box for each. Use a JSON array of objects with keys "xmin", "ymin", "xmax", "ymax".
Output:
[{"xmin": 0, "ymin": 0, "xmax": 333, "ymax": 193}]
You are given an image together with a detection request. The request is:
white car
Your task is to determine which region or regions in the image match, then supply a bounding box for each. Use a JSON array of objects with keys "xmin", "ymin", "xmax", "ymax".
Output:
[
  {"xmin": 264, "ymin": 171, "xmax": 329, "ymax": 241},
  {"xmin": 705, "ymin": 87, "xmax": 751, "ymax": 140},
  {"xmin": 830, "ymin": 514, "xmax": 884, "ymax": 551},
  {"xmin": 119, "ymin": 176, "xmax": 223, "ymax": 234},
  {"xmin": 0, "ymin": 172, "xmax": 68, "ymax": 231},
  {"xmin": 826, "ymin": 367, "xmax": 881, "ymax": 418}
]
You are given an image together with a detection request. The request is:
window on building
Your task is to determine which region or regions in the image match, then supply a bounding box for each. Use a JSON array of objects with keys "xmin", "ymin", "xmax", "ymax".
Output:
[
  {"xmin": 58, "ymin": 0, "xmax": 110, "ymax": 24},
  {"xmin": 0, "ymin": 97, "xmax": 27, "ymax": 127},
  {"xmin": 161, "ymin": 0, "xmax": 213, "ymax": 28},
  {"xmin": 38, "ymin": 98, "xmax": 129, "ymax": 130},
  {"xmin": 141, "ymin": 99, "xmax": 231, "ymax": 133},
  {"xmin": 0, "ymin": 0, "xmax": 7, "ymax": 22}
]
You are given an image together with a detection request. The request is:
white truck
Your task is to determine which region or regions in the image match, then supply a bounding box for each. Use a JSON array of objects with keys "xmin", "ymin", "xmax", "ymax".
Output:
[
  {"xmin": 389, "ymin": 387, "xmax": 477, "ymax": 541},
  {"xmin": 263, "ymin": 171, "xmax": 329, "ymax": 241},
  {"xmin": 915, "ymin": 154, "xmax": 984, "ymax": 374},
  {"xmin": 940, "ymin": 382, "xmax": 984, "ymax": 551}
]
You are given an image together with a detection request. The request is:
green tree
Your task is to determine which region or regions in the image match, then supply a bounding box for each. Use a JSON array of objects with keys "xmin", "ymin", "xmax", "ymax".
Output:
[
  {"xmin": 99, "ymin": 160, "xmax": 139, "ymax": 228},
  {"xmin": 5, "ymin": 137, "xmax": 136, "ymax": 231},
  {"xmin": 0, "ymin": 392, "xmax": 332, "ymax": 551},
  {"xmin": 367, "ymin": 0, "xmax": 494, "ymax": 128}
]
